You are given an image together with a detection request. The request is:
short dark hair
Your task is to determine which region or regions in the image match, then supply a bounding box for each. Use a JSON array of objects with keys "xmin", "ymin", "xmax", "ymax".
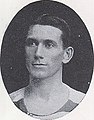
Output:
[{"xmin": 29, "ymin": 14, "xmax": 71, "ymax": 48}]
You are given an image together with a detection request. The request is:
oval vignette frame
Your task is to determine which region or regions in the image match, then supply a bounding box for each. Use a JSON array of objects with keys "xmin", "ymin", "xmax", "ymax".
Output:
[{"xmin": 0, "ymin": 0, "xmax": 94, "ymax": 120}]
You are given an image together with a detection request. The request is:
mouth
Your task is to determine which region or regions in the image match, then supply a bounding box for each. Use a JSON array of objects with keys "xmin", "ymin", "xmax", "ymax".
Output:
[{"xmin": 32, "ymin": 63, "xmax": 47, "ymax": 68}]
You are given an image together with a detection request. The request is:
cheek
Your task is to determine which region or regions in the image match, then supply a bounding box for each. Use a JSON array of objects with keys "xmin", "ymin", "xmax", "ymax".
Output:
[
  {"xmin": 25, "ymin": 47, "xmax": 35, "ymax": 60},
  {"xmin": 50, "ymin": 52, "xmax": 63, "ymax": 66}
]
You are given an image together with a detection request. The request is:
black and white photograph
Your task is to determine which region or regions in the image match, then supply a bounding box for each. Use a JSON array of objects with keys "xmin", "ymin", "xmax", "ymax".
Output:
[{"xmin": 0, "ymin": 0, "xmax": 94, "ymax": 120}]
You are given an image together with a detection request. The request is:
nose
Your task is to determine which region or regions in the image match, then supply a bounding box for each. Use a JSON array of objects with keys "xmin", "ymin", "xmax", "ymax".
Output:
[{"xmin": 35, "ymin": 43, "xmax": 43, "ymax": 59}]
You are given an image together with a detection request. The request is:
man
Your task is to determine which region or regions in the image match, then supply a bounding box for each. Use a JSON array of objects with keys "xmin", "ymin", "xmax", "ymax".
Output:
[{"xmin": 10, "ymin": 14, "xmax": 85, "ymax": 119}]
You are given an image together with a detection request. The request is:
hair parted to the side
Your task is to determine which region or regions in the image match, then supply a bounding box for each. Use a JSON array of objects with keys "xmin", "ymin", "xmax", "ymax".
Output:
[{"xmin": 29, "ymin": 14, "xmax": 71, "ymax": 48}]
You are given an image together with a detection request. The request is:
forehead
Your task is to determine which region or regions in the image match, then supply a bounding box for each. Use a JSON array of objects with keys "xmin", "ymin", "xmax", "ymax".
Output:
[{"xmin": 27, "ymin": 25, "xmax": 63, "ymax": 42}]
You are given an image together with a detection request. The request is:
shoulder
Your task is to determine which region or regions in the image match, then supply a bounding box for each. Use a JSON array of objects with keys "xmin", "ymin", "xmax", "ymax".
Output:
[
  {"xmin": 66, "ymin": 85, "xmax": 85, "ymax": 104},
  {"xmin": 9, "ymin": 87, "xmax": 25, "ymax": 102}
]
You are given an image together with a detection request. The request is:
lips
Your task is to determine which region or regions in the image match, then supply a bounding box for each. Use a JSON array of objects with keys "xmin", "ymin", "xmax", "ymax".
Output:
[
  {"xmin": 32, "ymin": 63, "xmax": 47, "ymax": 67},
  {"xmin": 33, "ymin": 63, "xmax": 46, "ymax": 65}
]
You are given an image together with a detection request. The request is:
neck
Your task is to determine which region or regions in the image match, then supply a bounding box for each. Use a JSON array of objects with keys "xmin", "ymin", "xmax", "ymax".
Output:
[{"xmin": 26, "ymin": 67, "xmax": 64, "ymax": 100}]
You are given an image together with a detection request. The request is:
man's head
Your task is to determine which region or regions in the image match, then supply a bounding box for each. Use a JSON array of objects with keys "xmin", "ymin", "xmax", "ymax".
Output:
[{"xmin": 25, "ymin": 14, "xmax": 74, "ymax": 79}]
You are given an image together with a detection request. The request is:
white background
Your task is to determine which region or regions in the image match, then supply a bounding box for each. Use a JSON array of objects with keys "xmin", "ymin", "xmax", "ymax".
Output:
[{"xmin": 0, "ymin": 0, "xmax": 94, "ymax": 120}]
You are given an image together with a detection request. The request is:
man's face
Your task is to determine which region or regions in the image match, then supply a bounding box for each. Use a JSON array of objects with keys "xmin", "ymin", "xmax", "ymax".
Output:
[{"xmin": 25, "ymin": 24, "xmax": 64, "ymax": 79}]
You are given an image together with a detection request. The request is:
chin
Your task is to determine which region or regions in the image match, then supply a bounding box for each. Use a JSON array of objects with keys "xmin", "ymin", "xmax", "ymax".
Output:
[{"xmin": 30, "ymin": 71, "xmax": 49, "ymax": 79}]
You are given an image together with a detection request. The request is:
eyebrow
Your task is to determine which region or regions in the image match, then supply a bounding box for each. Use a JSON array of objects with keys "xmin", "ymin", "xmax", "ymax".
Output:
[
  {"xmin": 26, "ymin": 38, "xmax": 37, "ymax": 41},
  {"xmin": 43, "ymin": 39, "xmax": 57, "ymax": 46}
]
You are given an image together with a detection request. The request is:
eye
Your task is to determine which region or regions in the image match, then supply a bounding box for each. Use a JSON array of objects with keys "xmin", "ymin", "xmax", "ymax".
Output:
[
  {"xmin": 30, "ymin": 41, "xmax": 36, "ymax": 47},
  {"xmin": 44, "ymin": 40, "xmax": 55, "ymax": 49},
  {"xmin": 45, "ymin": 43, "xmax": 54, "ymax": 48},
  {"xmin": 25, "ymin": 38, "xmax": 38, "ymax": 47}
]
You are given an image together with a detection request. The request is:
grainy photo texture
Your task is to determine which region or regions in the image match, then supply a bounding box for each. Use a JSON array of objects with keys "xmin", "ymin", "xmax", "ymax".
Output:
[{"xmin": 1, "ymin": 0, "xmax": 93, "ymax": 120}]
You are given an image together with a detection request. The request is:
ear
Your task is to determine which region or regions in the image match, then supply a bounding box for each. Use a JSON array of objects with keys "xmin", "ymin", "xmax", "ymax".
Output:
[{"xmin": 62, "ymin": 46, "xmax": 74, "ymax": 64}]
